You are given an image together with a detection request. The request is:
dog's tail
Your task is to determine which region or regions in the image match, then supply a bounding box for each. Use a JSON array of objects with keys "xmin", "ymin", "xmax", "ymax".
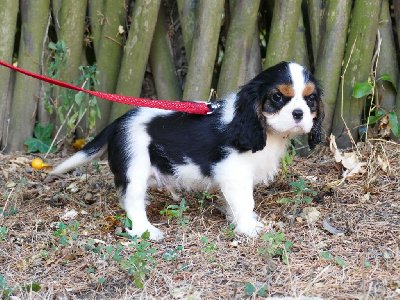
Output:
[{"xmin": 51, "ymin": 123, "xmax": 116, "ymax": 175}]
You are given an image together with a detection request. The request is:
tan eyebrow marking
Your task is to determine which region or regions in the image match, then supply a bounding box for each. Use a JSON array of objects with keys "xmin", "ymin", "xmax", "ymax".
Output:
[
  {"xmin": 303, "ymin": 82, "xmax": 316, "ymax": 97},
  {"xmin": 277, "ymin": 84, "xmax": 294, "ymax": 97}
]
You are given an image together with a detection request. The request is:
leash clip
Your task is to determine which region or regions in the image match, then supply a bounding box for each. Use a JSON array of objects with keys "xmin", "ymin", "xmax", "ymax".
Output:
[{"xmin": 206, "ymin": 102, "xmax": 220, "ymax": 115}]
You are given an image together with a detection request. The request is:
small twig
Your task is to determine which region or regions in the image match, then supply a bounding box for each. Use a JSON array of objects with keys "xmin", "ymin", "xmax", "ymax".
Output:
[
  {"xmin": 44, "ymin": 102, "xmax": 74, "ymax": 159},
  {"xmin": 0, "ymin": 186, "xmax": 15, "ymax": 225},
  {"xmin": 104, "ymin": 35, "xmax": 122, "ymax": 46},
  {"xmin": 367, "ymin": 138, "xmax": 400, "ymax": 145}
]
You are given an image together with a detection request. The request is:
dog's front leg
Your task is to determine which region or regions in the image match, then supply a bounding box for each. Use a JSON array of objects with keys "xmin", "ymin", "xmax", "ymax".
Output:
[{"xmin": 219, "ymin": 179, "xmax": 263, "ymax": 237}]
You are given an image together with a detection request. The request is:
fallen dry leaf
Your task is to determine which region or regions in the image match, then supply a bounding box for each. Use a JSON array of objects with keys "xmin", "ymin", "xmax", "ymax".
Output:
[{"xmin": 329, "ymin": 134, "xmax": 367, "ymax": 178}]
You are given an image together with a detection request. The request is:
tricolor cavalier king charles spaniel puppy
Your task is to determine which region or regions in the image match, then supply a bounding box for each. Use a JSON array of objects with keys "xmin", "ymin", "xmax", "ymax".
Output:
[{"xmin": 52, "ymin": 62, "xmax": 324, "ymax": 240}]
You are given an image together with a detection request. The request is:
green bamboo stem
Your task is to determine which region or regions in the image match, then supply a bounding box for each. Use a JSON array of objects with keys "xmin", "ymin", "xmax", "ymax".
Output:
[
  {"xmin": 217, "ymin": 0, "xmax": 260, "ymax": 98},
  {"xmin": 0, "ymin": 0, "xmax": 19, "ymax": 149},
  {"xmin": 6, "ymin": 0, "xmax": 51, "ymax": 152},
  {"xmin": 314, "ymin": 0, "xmax": 352, "ymax": 136},
  {"xmin": 109, "ymin": 0, "xmax": 162, "ymax": 121},
  {"xmin": 182, "ymin": 0, "xmax": 225, "ymax": 102},
  {"xmin": 149, "ymin": 6, "xmax": 182, "ymax": 102},
  {"xmin": 264, "ymin": 0, "xmax": 302, "ymax": 69},
  {"xmin": 331, "ymin": 0, "xmax": 382, "ymax": 148}
]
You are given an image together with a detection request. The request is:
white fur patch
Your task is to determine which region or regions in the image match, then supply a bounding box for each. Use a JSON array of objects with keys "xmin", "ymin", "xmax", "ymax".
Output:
[
  {"xmin": 220, "ymin": 93, "xmax": 237, "ymax": 124},
  {"xmin": 51, "ymin": 146, "xmax": 107, "ymax": 175}
]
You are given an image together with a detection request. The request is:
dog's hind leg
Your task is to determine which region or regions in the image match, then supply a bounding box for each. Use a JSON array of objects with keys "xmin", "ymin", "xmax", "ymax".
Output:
[{"xmin": 122, "ymin": 157, "xmax": 164, "ymax": 241}]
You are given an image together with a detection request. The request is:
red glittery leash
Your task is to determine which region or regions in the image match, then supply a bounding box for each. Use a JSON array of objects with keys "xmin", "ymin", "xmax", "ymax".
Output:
[{"xmin": 0, "ymin": 60, "xmax": 215, "ymax": 115}]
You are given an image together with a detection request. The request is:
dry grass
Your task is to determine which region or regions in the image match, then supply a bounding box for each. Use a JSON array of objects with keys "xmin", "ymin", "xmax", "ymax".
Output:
[{"xmin": 0, "ymin": 140, "xmax": 399, "ymax": 299}]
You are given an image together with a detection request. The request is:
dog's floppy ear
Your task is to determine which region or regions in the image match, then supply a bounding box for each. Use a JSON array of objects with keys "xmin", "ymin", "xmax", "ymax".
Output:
[
  {"xmin": 308, "ymin": 88, "xmax": 324, "ymax": 149},
  {"xmin": 227, "ymin": 89, "xmax": 267, "ymax": 153}
]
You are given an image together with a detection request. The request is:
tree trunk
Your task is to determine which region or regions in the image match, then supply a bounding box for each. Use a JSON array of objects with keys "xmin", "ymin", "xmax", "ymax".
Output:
[
  {"xmin": 292, "ymin": 13, "xmax": 311, "ymax": 156},
  {"xmin": 245, "ymin": 25, "xmax": 262, "ymax": 83},
  {"xmin": 149, "ymin": 6, "xmax": 182, "ymax": 102},
  {"xmin": 38, "ymin": 16, "xmax": 52, "ymax": 127},
  {"xmin": 88, "ymin": 0, "xmax": 106, "ymax": 57},
  {"xmin": 217, "ymin": 0, "xmax": 260, "ymax": 98},
  {"xmin": 108, "ymin": 0, "xmax": 162, "ymax": 122},
  {"xmin": 307, "ymin": 0, "xmax": 325, "ymax": 67},
  {"xmin": 292, "ymin": 13, "xmax": 310, "ymax": 69},
  {"xmin": 376, "ymin": 0, "xmax": 398, "ymax": 111},
  {"xmin": 314, "ymin": 0, "xmax": 352, "ymax": 136},
  {"xmin": 176, "ymin": 0, "xmax": 197, "ymax": 62},
  {"xmin": 57, "ymin": 0, "xmax": 87, "ymax": 84},
  {"xmin": 0, "ymin": 0, "xmax": 19, "ymax": 149},
  {"xmin": 264, "ymin": 0, "xmax": 302, "ymax": 69},
  {"xmin": 95, "ymin": 0, "xmax": 126, "ymax": 132},
  {"xmin": 393, "ymin": 0, "xmax": 400, "ymax": 119},
  {"xmin": 51, "ymin": 0, "xmax": 62, "ymax": 36},
  {"xmin": 331, "ymin": 0, "xmax": 382, "ymax": 148},
  {"xmin": 53, "ymin": 0, "xmax": 87, "ymax": 137},
  {"xmin": 182, "ymin": 0, "xmax": 225, "ymax": 102},
  {"xmin": 6, "ymin": 0, "xmax": 51, "ymax": 152}
]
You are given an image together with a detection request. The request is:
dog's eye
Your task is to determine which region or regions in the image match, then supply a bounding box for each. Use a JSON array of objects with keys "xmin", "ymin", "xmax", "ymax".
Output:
[
  {"xmin": 272, "ymin": 92, "xmax": 283, "ymax": 102},
  {"xmin": 306, "ymin": 94, "xmax": 316, "ymax": 103}
]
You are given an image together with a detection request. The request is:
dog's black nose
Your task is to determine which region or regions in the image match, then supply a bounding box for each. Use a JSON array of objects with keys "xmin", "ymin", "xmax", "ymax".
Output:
[{"xmin": 292, "ymin": 109, "xmax": 303, "ymax": 121}]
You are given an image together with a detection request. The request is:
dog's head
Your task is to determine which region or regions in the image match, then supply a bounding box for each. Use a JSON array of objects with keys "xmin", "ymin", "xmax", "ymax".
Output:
[{"xmin": 227, "ymin": 61, "xmax": 324, "ymax": 152}]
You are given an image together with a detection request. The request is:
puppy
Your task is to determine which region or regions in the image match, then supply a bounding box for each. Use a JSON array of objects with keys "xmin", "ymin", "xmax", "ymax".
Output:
[{"xmin": 51, "ymin": 62, "xmax": 323, "ymax": 240}]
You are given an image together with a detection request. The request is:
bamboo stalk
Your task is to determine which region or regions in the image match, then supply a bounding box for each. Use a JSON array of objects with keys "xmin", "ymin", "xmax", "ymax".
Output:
[
  {"xmin": 182, "ymin": 0, "xmax": 225, "ymax": 102},
  {"xmin": 308, "ymin": 0, "xmax": 325, "ymax": 66},
  {"xmin": 88, "ymin": 0, "xmax": 106, "ymax": 57},
  {"xmin": 0, "ymin": 0, "xmax": 19, "ymax": 149},
  {"xmin": 109, "ymin": 0, "xmax": 162, "ymax": 121},
  {"xmin": 6, "ymin": 0, "xmax": 51, "ymax": 152},
  {"xmin": 331, "ymin": 0, "xmax": 382, "ymax": 148},
  {"xmin": 376, "ymin": 0, "xmax": 398, "ymax": 110},
  {"xmin": 176, "ymin": 0, "xmax": 197, "ymax": 62},
  {"xmin": 314, "ymin": 0, "xmax": 352, "ymax": 136},
  {"xmin": 217, "ymin": 0, "xmax": 261, "ymax": 98},
  {"xmin": 95, "ymin": 0, "xmax": 126, "ymax": 132},
  {"xmin": 149, "ymin": 6, "xmax": 182, "ymax": 102},
  {"xmin": 264, "ymin": 0, "xmax": 302, "ymax": 69}
]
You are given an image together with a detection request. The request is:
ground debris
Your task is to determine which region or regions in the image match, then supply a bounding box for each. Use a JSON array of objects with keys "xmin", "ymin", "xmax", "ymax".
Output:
[{"xmin": 0, "ymin": 141, "xmax": 399, "ymax": 298}]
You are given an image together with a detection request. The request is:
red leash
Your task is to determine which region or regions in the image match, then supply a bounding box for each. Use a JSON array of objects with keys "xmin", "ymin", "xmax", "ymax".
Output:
[{"xmin": 0, "ymin": 60, "xmax": 213, "ymax": 115}]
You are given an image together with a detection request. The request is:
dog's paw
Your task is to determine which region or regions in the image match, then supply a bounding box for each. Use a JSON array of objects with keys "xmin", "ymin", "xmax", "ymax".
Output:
[
  {"xmin": 126, "ymin": 224, "xmax": 164, "ymax": 241},
  {"xmin": 234, "ymin": 218, "xmax": 263, "ymax": 238}
]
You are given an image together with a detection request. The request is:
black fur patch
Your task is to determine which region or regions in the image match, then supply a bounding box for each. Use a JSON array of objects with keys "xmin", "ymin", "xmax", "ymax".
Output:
[{"xmin": 146, "ymin": 109, "xmax": 228, "ymax": 176}]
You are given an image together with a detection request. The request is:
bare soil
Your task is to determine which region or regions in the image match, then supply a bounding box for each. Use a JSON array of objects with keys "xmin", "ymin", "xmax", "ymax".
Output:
[{"xmin": 0, "ymin": 140, "xmax": 399, "ymax": 299}]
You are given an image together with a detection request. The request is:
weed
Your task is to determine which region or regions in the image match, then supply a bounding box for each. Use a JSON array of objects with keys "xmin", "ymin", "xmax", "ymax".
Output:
[
  {"xmin": 281, "ymin": 141, "xmax": 297, "ymax": 173},
  {"xmin": 0, "ymin": 274, "xmax": 12, "ymax": 298},
  {"xmin": 160, "ymin": 198, "xmax": 189, "ymax": 228},
  {"xmin": 277, "ymin": 177, "xmax": 317, "ymax": 224},
  {"xmin": 259, "ymin": 232, "xmax": 292, "ymax": 265},
  {"xmin": 221, "ymin": 223, "xmax": 235, "ymax": 239},
  {"xmin": 45, "ymin": 40, "xmax": 101, "ymax": 146},
  {"xmin": 25, "ymin": 123, "xmax": 56, "ymax": 153},
  {"xmin": 194, "ymin": 191, "xmax": 213, "ymax": 210},
  {"xmin": 119, "ymin": 230, "xmax": 158, "ymax": 289},
  {"xmin": 320, "ymin": 251, "xmax": 347, "ymax": 267},
  {"xmin": 244, "ymin": 282, "xmax": 268, "ymax": 297},
  {"xmin": 52, "ymin": 221, "xmax": 79, "ymax": 247},
  {"xmin": 85, "ymin": 239, "xmax": 103, "ymax": 254},
  {"xmin": 0, "ymin": 227, "xmax": 7, "ymax": 241},
  {"xmin": 0, "ymin": 274, "xmax": 41, "ymax": 298},
  {"xmin": 163, "ymin": 245, "xmax": 183, "ymax": 261},
  {"xmin": 201, "ymin": 237, "xmax": 217, "ymax": 261},
  {"xmin": 353, "ymin": 73, "xmax": 400, "ymax": 138}
]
